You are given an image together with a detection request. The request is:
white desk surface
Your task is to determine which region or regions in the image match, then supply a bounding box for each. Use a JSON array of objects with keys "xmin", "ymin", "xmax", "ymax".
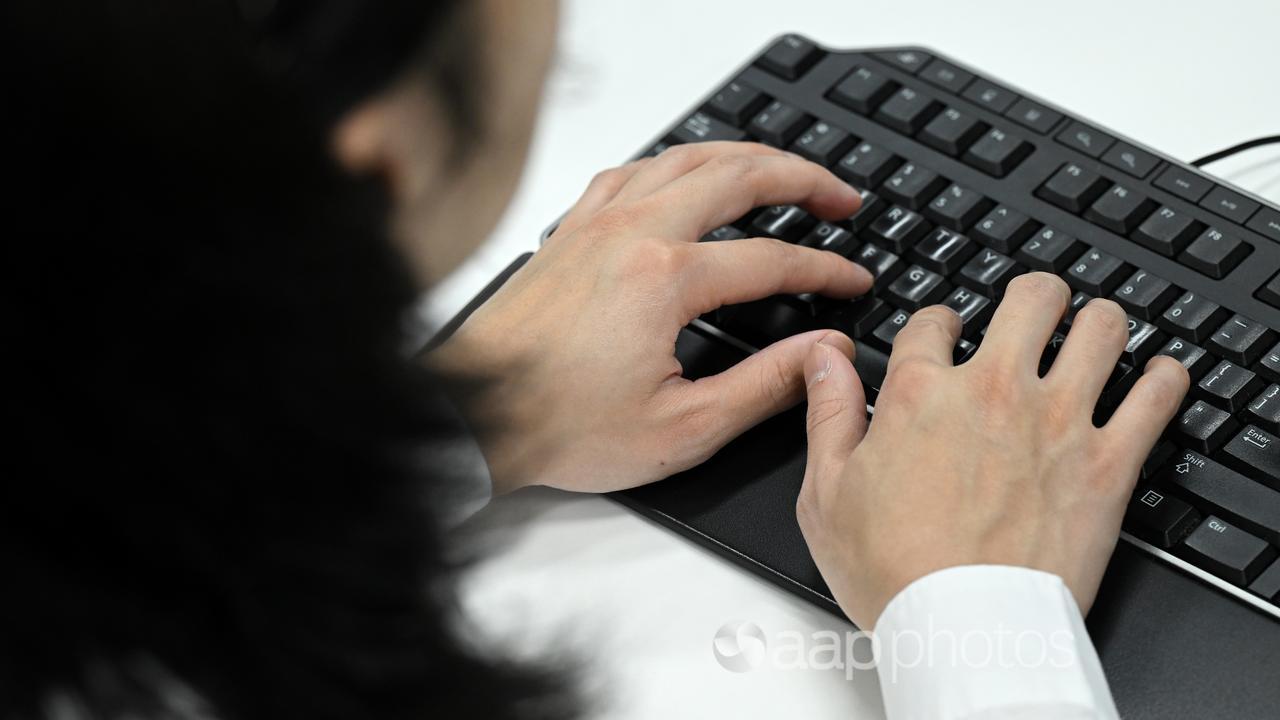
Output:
[{"xmin": 436, "ymin": 2, "xmax": 1280, "ymax": 717}]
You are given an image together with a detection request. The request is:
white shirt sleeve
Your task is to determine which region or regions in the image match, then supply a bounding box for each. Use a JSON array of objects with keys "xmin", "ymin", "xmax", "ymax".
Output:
[{"xmin": 872, "ymin": 565, "xmax": 1119, "ymax": 720}]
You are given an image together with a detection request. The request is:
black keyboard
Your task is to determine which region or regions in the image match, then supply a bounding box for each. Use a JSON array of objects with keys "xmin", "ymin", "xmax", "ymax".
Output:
[{"xmin": 545, "ymin": 37, "xmax": 1280, "ymax": 618}]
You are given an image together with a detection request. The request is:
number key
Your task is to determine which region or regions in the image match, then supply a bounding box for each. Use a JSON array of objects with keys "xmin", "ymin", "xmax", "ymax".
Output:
[
  {"xmin": 1158, "ymin": 291, "xmax": 1230, "ymax": 344},
  {"xmin": 1111, "ymin": 269, "xmax": 1178, "ymax": 321},
  {"xmin": 1066, "ymin": 246, "xmax": 1129, "ymax": 296}
]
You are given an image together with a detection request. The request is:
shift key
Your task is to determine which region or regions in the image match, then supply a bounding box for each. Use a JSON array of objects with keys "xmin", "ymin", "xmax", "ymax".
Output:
[
  {"xmin": 1158, "ymin": 449, "xmax": 1280, "ymax": 545},
  {"xmin": 1222, "ymin": 425, "xmax": 1280, "ymax": 492}
]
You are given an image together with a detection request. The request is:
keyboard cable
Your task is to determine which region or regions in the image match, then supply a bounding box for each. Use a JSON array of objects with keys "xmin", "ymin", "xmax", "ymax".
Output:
[{"xmin": 1190, "ymin": 135, "xmax": 1280, "ymax": 167}]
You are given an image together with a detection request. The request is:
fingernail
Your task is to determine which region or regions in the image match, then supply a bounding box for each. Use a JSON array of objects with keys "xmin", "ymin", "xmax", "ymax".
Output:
[{"xmin": 808, "ymin": 342, "xmax": 833, "ymax": 387}]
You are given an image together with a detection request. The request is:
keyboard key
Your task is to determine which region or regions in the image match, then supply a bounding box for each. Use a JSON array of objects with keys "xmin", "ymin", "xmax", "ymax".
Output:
[
  {"xmin": 958, "ymin": 248, "xmax": 1022, "ymax": 297},
  {"xmin": 924, "ymin": 183, "xmax": 990, "ymax": 231},
  {"xmin": 871, "ymin": 308, "xmax": 912, "ymax": 349},
  {"xmin": 1016, "ymin": 227, "xmax": 1083, "ymax": 273},
  {"xmin": 880, "ymin": 163, "xmax": 948, "ymax": 210},
  {"xmin": 1173, "ymin": 401, "xmax": 1237, "ymax": 453},
  {"xmin": 1208, "ymin": 314, "xmax": 1273, "ymax": 365},
  {"xmin": 971, "ymin": 205, "xmax": 1037, "ymax": 254},
  {"xmin": 1133, "ymin": 206, "xmax": 1202, "ymax": 257},
  {"xmin": 1061, "ymin": 291, "xmax": 1094, "ymax": 330},
  {"xmin": 825, "ymin": 297, "xmax": 891, "ymax": 339},
  {"xmin": 1102, "ymin": 142, "xmax": 1159, "ymax": 179},
  {"xmin": 1039, "ymin": 331, "xmax": 1068, "ymax": 374},
  {"xmin": 1084, "ymin": 184, "xmax": 1157, "ymax": 234},
  {"xmin": 829, "ymin": 67, "xmax": 896, "ymax": 114},
  {"xmin": 1005, "ymin": 97, "xmax": 1062, "ymax": 134},
  {"xmin": 877, "ymin": 49, "xmax": 930, "ymax": 73},
  {"xmin": 1158, "ymin": 291, "xmax": 1229, "ymax": 344},
  {"xmin": 886, "ymin": 265, "xmax": 950, "ymax": 311},
  {"xmin": 866, "ymin": 205, "xmax": 931, "ymax": 253},
  {"xmin": 1181, "ymin": 516, "xmax": 1277, "ymax": 586},
  {"xmin": 1123, "ymin": 316, "xmax": 1166, "ymax": 366},
  {"xmin": 1258, "ymin": 272, "xmax": 1280, "ymax": 310},
  {"xmin": 749, "ymin": 205, "xmax": 814, "ymax": 241},
  {"xmin": 670, "ymin": 111, "xmax": 747, "ymax": 144},
  {"xmin": 961, "ymin": 127, "xmax": 1032, "ymax": 177},
  {"xmin": 835, "ymin": 142, "xmax": 900, "ymax": 188},
  {"xmin": 1056, "ymin": 121, "xmax": 1115, "ymax": 158},
  {"xmin": 1161, "ymin": 448, "xmax": 1280, "ymax": 546},
  {"xmin": 1199, "ymin": 185, "xmax": 1261, "ymax": 225},
  {"xmin": 942, "ymin": 286, "xmax": 993, "ymax": 337},
  {"xmin": 757, "ymin": 34, "xmax": 822, "ymax": 80},
  {"xmin": 1259, "ymin": 342, "xmax": 1280, "ymax": 382},
  {"xmin": 911, "ymin": 227, "xmax": 977, "ymax": 275},
  {"xmin": 1066, "ymin": 246, "xmax": 1128, "ymax": 296},
  {"xmin": 919, "ymin": 59, "xmax": 973, "ymax": 93},
  {"xmin": 1246, "ymin": 384, "xmax": 1280, "ymax": 433},
  {"xmin": 962, "ymin": 80, "xmax": 1017, "ymax": 113},
  {"xmin": 1126, "ymin": 487, "xmax": 1201, "ymax": 549},
  {"xmin": 1036, "ymin": 163, "xmax": 1109, "ymax": 213},
  {"xmin": 791, "ymin": 121, "xmax": 855, "ymax": 165},
  {"xmin": 718, "ymin": 299, "xmax": 814, "ymax": 347},
  {"xmin": 1222, "ymin": 425, "xmax": 1280, "ymax": 492},
  {"xmin": 1112, "ymin": 269, "xmax": 1178, "ymax": 321},
  {"xmin": 700, "ymin": 225, "xmax": 746, "ymax": 242},
  {"xmin": 1196, "ymin": 359, "xmax": 1263, "ymax": 413},
  {"xmin": 853, "ymin": 243, "xmax": 904, "ymax": 290},
  {"xmin": 706, "ymin": 81, "xmax": 769, "ymax": 125},
  {"xmin": 1250, "ymin": 559, "xmax": 1280, "ymax": 601},
  {"xmin": 874, "ymin": 87, "xmax": 943, "ymax": 135},
  {"xmin": 1178, "ymin": 227, "xmax": 1251, "ymax": 279},
  {"xmin": 1247, "ymin": 207, "xmax": 1280, "ymax": 243},
  {"xmin": 1155, "ymin": 165, "xmax": 1213, "ymax": 203},
  {"xmin": 849, "ymin": 188, "xmax": 886, "ymax": 232},
  {"xmin": 798, "ymin": 222, "xmax": 857, "ymax": 256},
  {"xmin": 919, "ymin": 107, "xmax": 987, "ymax": 156},
  {"xmin": 953, "ymin": 338, "xmax": 978, "ymax": 364},
  {"xmin": 1156, "ymin": 337, "xmax": 1214, "ymax": 378},
  {"xmin": 749, "ymin": 101, "xmax": 810, "ymax": 146}
]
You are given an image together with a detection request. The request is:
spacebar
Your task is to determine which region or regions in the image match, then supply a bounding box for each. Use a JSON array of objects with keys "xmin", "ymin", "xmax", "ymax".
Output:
[{"xmin": 853, "ymin": 340, "xmax": 890, "ymax": 407}]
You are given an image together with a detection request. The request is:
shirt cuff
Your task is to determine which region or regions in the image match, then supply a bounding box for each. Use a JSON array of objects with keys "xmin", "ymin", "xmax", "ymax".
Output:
[{"xmin": 872, "ymin": 565, "xmax": 1119, "ymax": 720}]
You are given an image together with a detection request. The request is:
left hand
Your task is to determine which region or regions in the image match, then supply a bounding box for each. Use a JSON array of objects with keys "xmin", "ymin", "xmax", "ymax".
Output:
[{"xmin": 431, "ymin": 141, "xmax": 874, "ymax": 494}]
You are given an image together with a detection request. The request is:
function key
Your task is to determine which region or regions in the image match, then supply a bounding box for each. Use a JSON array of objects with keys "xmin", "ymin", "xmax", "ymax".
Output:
[
  {"xmin": 919, "ymin": 107, "xmax": 987, "ymax": 156},
  {"xmin": 962, "ymin": 80, "xmax": 1017, "ymax": 113},
  {"xmin": 1102, "ymin": 142, "xmax": 1160, "ymax": 179},
  {"xmin": 881, "ymin": 163, "xmax": 948, "ymax": 210},
  {"xmin": 1066, "ymin": 246, "xmax": 1129, "ymax": 296},
  {"xmin": 1016, "ymin": 227, "xmax": 1084, "ymax": 273},
  {"xmin": 1198, "ymin": 185, "xmax": 1261, "ymax": 225},
  {"xmin": 757, "ymin": 34, "xmax": 822, "ymax": 80},
  {"xmin": 1056, "ymin": 121, "xmax": 1115, "ymax": 158},
  {"xmin": 1084, "ymin": 184, "xmax": 1157, "ymax": 235},
  {"xmin": 1154, "ymin": 165, "xmax": 1213, "ymax": 203},
  {"xmin": 973, "ymin": 205, "xmax": 1037, "ymax": 254},
  {"xmin": 877, "ymin": 49, "xmax": 932, "ymax": 74},
  {"xmin": 1036, "ymin": 163, "xmax": 1109, "ymax": 213},
  {"xmin": 1005, "ymin": 97, "xmax": 1062, "ymax": 134},
  {"xmin": 669, "ymin": 111, "xmax": 747, "ymax": 145},
  {"xmin": 962, "ymin": 127, "xmax": 1032, "ymax": 177},
  {"xmin": 1158, "ymin": 291, "xmax": 1229, "ymax": 344},
  {"xmin": 828, "ymin": 67, "xmax": 897, "ymax": 114},
  {"xmin": 748, "ymin": 101, "xmax": 810, "ymax": 146},
  {"xmin": 1133, "ymin": 206, "xmax": 1202, "ymax": 257},
  {"xmin": 1178, "ymin": 227, "xmax": 1251, "ymax": 279},
  {"xmin": 706, "ymin": 81, "xmax": 769, "ymax": 126},
  {"xmin": 790, "ymin": 121, "xmax": 855, "ymax": 166},
  {"xmin": 919, "ymin": 59, "xmax": 974, "ymax": 93},
  {"xmin": 836, "ymin": 142, "xmax": 901, "ymax": 189},
  {"xmin": 874, "ymin": 87, "xmax": 943, "ymax": 134},
  {"xmin": 1258, "ymin": 272, "xmax": 1280, "ymax": 310},
  {"xmin": 924, "ymin": 184, "xmax": 991, "ymax": 231},
  {"xmin": 1247, "ymin": 207, "xmax": 1280, "ymax": 244}
]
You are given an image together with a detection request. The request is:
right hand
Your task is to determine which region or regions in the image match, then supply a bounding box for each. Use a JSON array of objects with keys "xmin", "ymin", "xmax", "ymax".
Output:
[{"xmin": 795, "ymin": 273, "xmax": 1190, "ymax": 630}]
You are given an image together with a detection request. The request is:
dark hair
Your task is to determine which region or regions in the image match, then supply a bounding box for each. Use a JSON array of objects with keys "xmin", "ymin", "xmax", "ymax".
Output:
[{"xmin": 3, "ymin": 2, "xmax": 575, "ymax": 718}]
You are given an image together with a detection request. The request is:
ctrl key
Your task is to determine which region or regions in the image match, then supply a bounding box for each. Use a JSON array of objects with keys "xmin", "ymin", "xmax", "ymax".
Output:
[{"xmin": 1181, "ymin": 515, "xmax": 1277, "ymax": 586}]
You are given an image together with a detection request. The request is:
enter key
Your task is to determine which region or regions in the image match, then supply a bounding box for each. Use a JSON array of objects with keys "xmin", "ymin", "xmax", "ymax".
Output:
[{"xmin": 1222, "ymin": 424, "xmax": 1280, "ymax": 492}]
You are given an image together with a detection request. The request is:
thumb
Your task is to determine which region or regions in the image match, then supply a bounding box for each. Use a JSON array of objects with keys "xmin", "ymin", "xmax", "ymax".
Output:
[{"xmin": 802, "ymin": 333, "xmax": 868, "ymax": 481}]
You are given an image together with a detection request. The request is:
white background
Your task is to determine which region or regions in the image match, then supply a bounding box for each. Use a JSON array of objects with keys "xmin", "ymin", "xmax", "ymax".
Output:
[{"xmin": 443, "ymin": 2, "xmax": 1280, "ymax": 718}]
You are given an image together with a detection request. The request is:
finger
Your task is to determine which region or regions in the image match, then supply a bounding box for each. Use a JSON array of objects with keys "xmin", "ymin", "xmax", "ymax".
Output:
[
  {"xmin": 610, "ymin": 141, "xmax": 789, "ymax": 203},
  {"xmin": 672, "ymin": 331, "xmax": 861, "ymax": 458},
  {"xmin": 1044, "ymin": 298, "xmax": 1130, "ymax": 407},
  {"xmin": 1102, "ymin": 355, "xmax": 1190, "ymax": 482},
  {"xmin": 682, "ymin": 237, "xmax": 872, "ymax": 317},
  {"xmin": 549, "ymin": 159, "xmax": 651, "ymax": 240},
  {"xmin": 802, "ymin": 333, "xmax": 869, "ymax": 477},
  {"xmin": 637, "ymin": 153, "xmax": 862, "ymax": 239},
  {"xmin": 974, "ymin": 272, "xmax": 1071, "ymax": 372},
  {"xmin": 885, "ymin": 305, "xmax": 963, "ymax": 373}
]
